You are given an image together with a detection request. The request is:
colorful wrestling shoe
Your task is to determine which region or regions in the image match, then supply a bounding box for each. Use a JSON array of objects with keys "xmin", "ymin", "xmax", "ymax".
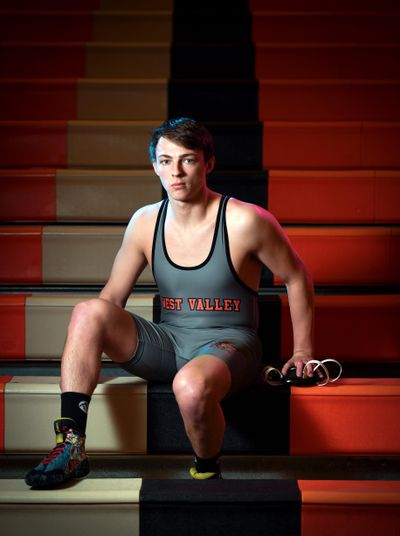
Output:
[
  {"xmin": 263, "ymin": 358, "xmax": 343, "ymax": 387},
  {"xmin": 189, "ymin": 467, "xmax": 222, "ymax": 480},
  {"xmin": 25, "ymin": 418, "xmax": 89, "ymax": 489}
]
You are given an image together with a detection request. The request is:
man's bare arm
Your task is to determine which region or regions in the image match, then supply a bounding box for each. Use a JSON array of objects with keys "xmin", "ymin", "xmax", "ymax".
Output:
[
  {"xmin": 99, "ymin": 205, "xmax": 157, "ymax": 309},
  {"xmin": 236, "ymin": 203, "xmax": 314, "ymax": 375}
]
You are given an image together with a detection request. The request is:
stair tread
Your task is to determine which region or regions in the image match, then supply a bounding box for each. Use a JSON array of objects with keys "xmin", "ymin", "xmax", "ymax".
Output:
[{"xmin": 2, "ymin": 454, "xmax": 400, "ymax": 480}]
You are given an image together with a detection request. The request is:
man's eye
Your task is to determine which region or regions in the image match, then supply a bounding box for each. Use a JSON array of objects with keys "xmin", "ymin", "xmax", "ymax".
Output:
[
  {"xmin": 160, "ymin": 160, "xmax": 170, "ymax": 166},
  {"xmin": 184, "ymin": 158, "xmax": 194, "ymax": 164}
]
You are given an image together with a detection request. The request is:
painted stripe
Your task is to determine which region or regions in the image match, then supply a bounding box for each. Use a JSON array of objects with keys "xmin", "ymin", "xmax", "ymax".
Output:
[
  {"xmin": 0, "ymin": 477, "xmax": 398, "ymax": 536},
  {"xmin": 0, "ymin": 0, "xmax": 100, "ymax": 7},
  {"xmin": 250, "ymin": 0, "xmax": 399, "ymax": 8},
  {"xmin": 0, "ymin": 12, "xmax": 94, "ymax": 42},
  {"xmin": 299, "ymin": 480, "xmax": 400, "ymax": 505},
  {"xmin": 0, "ymin": 295, "xmax": 29, "ymax": 360},
  {"xmin": 376, "ymin": 171, "xmax": 400, "ymax": 222},
  {"xmin": 268, "ymin": 170, "xmax": 400, "ymax": 224},
  {"xmin": 263, "ymin": 121, "xmax": 400, "ymax": 169},
  {"xmin": 259, "ymin": 80, "xmax": 400, "ymax": 122},
  {"xmin": 0, "ymin": 169, "xmax": 56, "ymax": 221},
  {"xmin": 299, "ymin": 480, "xmax": 400, "ymax": 536},
  {"xmin": 140, "ymin": 479, "xmax": 301, "ymax": 536},
  {"xmin": 280, "ymin": 294, "xmax": 400, "ymax": 362},
  {"xmin": 276, "ymin": 226, "xmax": 397, "ymax": 285},
  {"xmin": 268, "ymin": 170, "xmax": 376, "ymax": 223},
  {"xmin": 0, "ymin": 376, "xmax": 12, "ymax": 453},
  {"xmin": 0, "ymin": 121, "xmax": 68, "ymax": 167},
  {"xmin": 0, "ymin": 43, "xmax": 87, "ymax": 78},
  {"xmin": 255, "ymin": 44, "xmax": 400, "ymax": 80},
  {"xmin": 252, "ymin": 13, "xmax": 400, "ymax": 44},
  {"xmin": 290, "ymin": 379, "xmax": 400, "ymax": 455},
  {"xmin": 0, "ymin": 227, "xmax": 42, "ymax": 284},
  {"xmin": 0, "ymin": 80, "xmax": 78, "ymax": 121}
]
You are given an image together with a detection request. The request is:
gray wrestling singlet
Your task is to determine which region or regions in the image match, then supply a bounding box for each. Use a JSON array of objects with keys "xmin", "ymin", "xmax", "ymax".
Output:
[
  {"xmin": 152, "ymin": 195, "xmax": 259, "ymax": 332},
  {"xmin": 122, "ymin": 195, "xmax": 263, "ymax": 392}
]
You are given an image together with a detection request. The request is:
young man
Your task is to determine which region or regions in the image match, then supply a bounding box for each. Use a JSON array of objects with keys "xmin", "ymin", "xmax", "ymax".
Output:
[{"xmin": 25, "ymin": 118, "xmax": 314, "ymax": 488}]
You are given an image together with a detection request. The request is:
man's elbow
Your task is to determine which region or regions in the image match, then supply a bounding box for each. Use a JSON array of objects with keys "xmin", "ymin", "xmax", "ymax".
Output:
[{"xmin": 285, "ymin": 260, "xmax": 314, "ymax": 291}]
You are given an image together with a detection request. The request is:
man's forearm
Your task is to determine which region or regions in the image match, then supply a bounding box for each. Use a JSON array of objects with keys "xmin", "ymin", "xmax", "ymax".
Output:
[{"xmin": 286, "ymin": 268, "xmax": 314, "ymax": 357}]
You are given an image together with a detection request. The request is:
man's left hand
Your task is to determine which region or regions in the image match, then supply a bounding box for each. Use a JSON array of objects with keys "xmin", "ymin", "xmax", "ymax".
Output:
[{"xmin": 281, "ymin": 351, "xmax": 314, "ymax": 378}]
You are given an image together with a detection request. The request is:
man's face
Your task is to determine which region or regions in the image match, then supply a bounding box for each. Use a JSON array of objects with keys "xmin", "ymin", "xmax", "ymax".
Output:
[{"xmin": 152, "ymin": 136, "xmax": 214, "ymax": 201}]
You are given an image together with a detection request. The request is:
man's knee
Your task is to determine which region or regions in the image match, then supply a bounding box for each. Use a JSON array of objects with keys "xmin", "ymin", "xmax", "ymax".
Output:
[
  {"xmin": 173, "ymin": 369, "xmax": 216, "ymax": 419},
  {"xmin": 68, "ymin": 298, "xmax": 110, "ymax": 335}
]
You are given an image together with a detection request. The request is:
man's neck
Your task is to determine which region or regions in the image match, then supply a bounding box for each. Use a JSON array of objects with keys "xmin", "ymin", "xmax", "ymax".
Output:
[{"xmin": 167, "ymin": 188, "xmax": 219, "ymax": 228}]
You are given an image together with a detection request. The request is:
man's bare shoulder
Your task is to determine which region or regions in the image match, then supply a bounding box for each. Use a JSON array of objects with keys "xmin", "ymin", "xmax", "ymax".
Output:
[
  {"xmin": 226, "ymin": 197, "xmax": 278, "ymax": 231},
  {"xmin": 127, "ymin": 201, "xmax": 162, "ymax": 231}
]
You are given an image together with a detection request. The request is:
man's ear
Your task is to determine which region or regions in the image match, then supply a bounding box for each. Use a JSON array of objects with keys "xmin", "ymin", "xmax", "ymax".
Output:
[
  {"xmin": 206, "ymin": 156, "xmax": 215, "ymax": 174},
  {"xmin": 152, "ymin": 161, "xmax": 159, "ymax": 176}
]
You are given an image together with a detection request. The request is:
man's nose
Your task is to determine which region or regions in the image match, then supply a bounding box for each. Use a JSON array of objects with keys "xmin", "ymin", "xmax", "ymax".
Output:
[{"xmin": 171, "ymin": 161, "xmax": 183, "ymax": 176}]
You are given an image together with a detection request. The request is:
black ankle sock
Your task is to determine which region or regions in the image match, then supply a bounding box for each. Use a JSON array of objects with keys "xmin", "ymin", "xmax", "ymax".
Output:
[
  {"xmin": 61, "ymin": 392, "xmax": 91, "ymax": 435},
  {"xmin": 194, "ymin": 453, "xmax": 221, "ymax": 473}
]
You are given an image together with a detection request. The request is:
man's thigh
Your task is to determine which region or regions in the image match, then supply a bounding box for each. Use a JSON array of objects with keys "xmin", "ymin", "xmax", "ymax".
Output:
[
  {"xmin": 118, "ymin": 313, "xmax": 178, "ymax": 382},
  {"xmin": 176, "ymin": 332, "xmax": 263, "ymax": 396}
]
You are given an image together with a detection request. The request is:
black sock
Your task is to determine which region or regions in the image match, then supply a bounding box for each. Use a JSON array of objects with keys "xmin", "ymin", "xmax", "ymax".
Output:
[
  {"xmin": 194, "ymin": 453, "xmax": 221, "ymax": 473},
  {"xmin": 61, "ymin": 392, "xmax": 91, "ymax": 435}
]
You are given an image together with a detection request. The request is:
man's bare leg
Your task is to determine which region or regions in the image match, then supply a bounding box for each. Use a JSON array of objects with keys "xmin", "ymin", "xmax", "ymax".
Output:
[
  {"xmin": 60, "ymin": 298, "xmax": 138, "ymax": 395},
  {"xmin": 25, "ymin": 298, "xmax": 137, "ymax": 488},
  {"xmin": 172, "ymin": 355, "xmax": 231, "ymax": 477}
]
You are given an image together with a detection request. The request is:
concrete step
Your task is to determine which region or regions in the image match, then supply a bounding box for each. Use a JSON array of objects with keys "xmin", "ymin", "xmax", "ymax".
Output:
[
  {"xmin": 1, "ymin": 168, "xmax": 399, "ymax": 225},
  {"xmin": 259, "ymin": 80, "xmax": 400, "ymax": 121},
  {"xmin": 1, "ymin": 477, "xmax": 399, "ymax": 536},
  {"xmin": 0, "ymin": 78, "xmax": 168, "ymax": 120},
  {"xmin": 249, "ymin": 0, "xmax": 400, "ymax": 12},
  {"xmin": 0, "ymin": 169, "xmax": 268, "ymax": 223},
  {"xmin": 2, "ymin": 453, "xmax": 399, "ymax": 480},
  {"xmin": 0, "ymin": 10, "xmax": 172, "ymax": 42},
  {"xmin": 0, "ymin": 169, "xmax": 162, "ymax": 223},
  {"xmin": 0, "ymin": 0, "xmax": 173, "ymax": 9},
  {"xmin": 0, "ymin": 121, "xmax": 262, "ymax": 169},
  {"xmin": 0, "ymin": 293, "xmax": 155, "ymax": 360},
  {"xmin": 0, "ymin": 293, "xmax": 398, "ymax": 364},
  {"xmin": 263, "ymin": 121, "xmax": 400, "ymax": 169},
  {"xmin": 280, "ymin": 226, "xmax": 400, "ymax": 286},
  {"xmin": 0, "ymin": 120, "xmax": 158, "ymax": 168},
  {"xmin": 256, "ymin": 43, "xmax": 400, "ymax": 80},
  {"xmin": 0, "ymin": 225, "xmax": 399, "ymax": 285},
  {"xmin": 252, "ymin": 12, "xmax": 400, "ymax": 44},
  {"xmin": 268, "ymin": 170, "xmax": 400, "ymax": 223},
  {"xmin": 1, "ymin": 376, "xmax": 399, "ymax": 455},
  {"xmin": 0, "ymin": 225, "xmax": 154, "ymax": 285},
  {"xmin": 0, "ymin": 42, "xmax": 170, "ymax": 79}
]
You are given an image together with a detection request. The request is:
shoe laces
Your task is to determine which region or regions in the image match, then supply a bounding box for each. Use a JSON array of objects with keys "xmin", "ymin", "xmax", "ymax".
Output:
[{"xmin": 41, "ymin": 440, "xmax": 70, "ymax": 466}]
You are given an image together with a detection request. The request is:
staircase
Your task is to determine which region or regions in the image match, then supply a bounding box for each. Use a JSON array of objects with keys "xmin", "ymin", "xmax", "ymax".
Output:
[{"xmin": 0, "ymin": 1, "xmax": 399, "ymax": 535}]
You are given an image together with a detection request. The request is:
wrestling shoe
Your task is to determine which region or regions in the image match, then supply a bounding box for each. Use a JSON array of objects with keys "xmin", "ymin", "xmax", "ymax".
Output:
[
  {"xmin": 25, "ymin": 418, "xmax": 90, "ymax": 489},
  {"xmin": 263, "ymin": 358, "xmax": 343, "ymax": 387},
  {"xmin": 189, "ymin": 467, "xmax": 222, "ymax": 480}
]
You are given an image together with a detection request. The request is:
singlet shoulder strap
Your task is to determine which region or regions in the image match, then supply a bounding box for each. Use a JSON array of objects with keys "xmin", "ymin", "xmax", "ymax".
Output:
[
  {"xmin": 216, "ymin": 195, "xmax": 230, "ymax": 241},
  {"xmin": 151, "ymin": 197, "xmax": 168, "ymax": 270}
]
